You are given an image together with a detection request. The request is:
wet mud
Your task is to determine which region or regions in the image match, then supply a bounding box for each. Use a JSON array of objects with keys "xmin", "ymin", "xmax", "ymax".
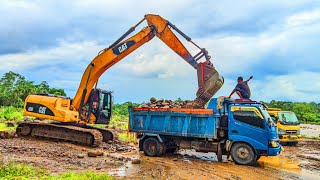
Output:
[{"xmin": 0, "ymin": 137, "xmax": 319, "ymax": 179}]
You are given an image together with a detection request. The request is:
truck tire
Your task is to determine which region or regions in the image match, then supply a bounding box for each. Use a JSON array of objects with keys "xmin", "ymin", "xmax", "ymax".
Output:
[
  {"xmin": 217, "ymin": 143, "xmax": 223, "ymax": 162},
  {"xmin": 231, "ymin": 143, "xmax": 256, "ymax": 165},
  {"xmin": 143, "ymin": 138, "xmax": 166, "ymax": 157}
]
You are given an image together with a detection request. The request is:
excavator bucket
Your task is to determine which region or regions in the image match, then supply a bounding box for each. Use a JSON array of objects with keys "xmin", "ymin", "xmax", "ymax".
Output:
[{"xmin": 195, "ymin": 61, "xmax": 224, "ymax": 107}]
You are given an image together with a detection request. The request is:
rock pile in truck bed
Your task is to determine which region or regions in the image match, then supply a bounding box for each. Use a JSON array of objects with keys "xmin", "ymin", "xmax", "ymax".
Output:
[{"xmin": 138, "ymin": 97, "xmax": 203, "ymax": 109}]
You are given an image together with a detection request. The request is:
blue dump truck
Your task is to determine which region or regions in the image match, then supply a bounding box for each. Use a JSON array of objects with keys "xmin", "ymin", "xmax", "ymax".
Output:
[{"xmin": 129, "ymin": 98, "xmax": 281, "ymax": 165}]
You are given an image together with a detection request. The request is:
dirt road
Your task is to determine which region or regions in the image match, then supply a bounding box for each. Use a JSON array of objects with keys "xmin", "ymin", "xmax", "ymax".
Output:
[{"xmin": 0, "ymin": 137, "xmax": 319, "ymax": 179}]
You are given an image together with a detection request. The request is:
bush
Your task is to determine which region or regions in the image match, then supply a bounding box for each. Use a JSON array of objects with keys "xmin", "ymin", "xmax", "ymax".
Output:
[{"xmin": 0, "ymin": 106, "xmax": 23, "ymax": 122}]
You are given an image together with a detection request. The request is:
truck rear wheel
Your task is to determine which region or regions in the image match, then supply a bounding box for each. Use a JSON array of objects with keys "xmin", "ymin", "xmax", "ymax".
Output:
[
  {"xmin": 143, "ymin": 138, "xmax": 166, "ymax": 157},
  {"xmin": 231, "ymin": 143, "xmax": 256, "ymax": 165},
  {"xmin": 217, "ymin": 143, "xmax": 222, "ymax": 162}
]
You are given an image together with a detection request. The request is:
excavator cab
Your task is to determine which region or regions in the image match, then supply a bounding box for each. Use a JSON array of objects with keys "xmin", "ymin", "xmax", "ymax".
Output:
[{"xmin": 83, "ymin": 89, "xmax": 112, "ymax": 124}]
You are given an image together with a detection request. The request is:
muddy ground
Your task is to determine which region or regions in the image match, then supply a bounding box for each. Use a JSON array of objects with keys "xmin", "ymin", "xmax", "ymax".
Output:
[{"xmin": 0, "ymin": 137, "xmax": 319, "ymax": 180}]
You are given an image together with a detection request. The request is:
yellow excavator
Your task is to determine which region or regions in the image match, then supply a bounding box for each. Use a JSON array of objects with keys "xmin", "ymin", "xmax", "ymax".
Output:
[{"xmin": 16, "ymin": 14, "xmax": 224, "ymax": 146}]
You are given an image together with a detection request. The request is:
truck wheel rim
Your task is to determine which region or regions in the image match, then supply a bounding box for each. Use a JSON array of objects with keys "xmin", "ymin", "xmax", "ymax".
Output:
[
  {"xmin": 149, "ymin": 141, "xmax": 157, "ymax": 154},
  {"xmin": 236, "ymin": 147, "xmax": 250, "ymax": 160}
]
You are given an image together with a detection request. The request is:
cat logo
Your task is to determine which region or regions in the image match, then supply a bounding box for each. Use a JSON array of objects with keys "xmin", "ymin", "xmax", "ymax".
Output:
[
  {"xmin": 112, "ymin": 40, "xmax": 136, "ymax": 55},
  {"xmin": 118, "ymin": 43, "xmax": 127, "ymax": 53}
]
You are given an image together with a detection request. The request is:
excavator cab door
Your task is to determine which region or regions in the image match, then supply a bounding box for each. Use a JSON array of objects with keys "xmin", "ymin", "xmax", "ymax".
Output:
[{"xmin": 95, "ymin": 90, "xmax": 112, "ymax": 124}]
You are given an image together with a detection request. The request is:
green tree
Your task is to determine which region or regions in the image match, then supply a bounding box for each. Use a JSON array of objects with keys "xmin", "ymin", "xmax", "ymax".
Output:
[{"xmin": 0, "ymin": 71, "xmax": 66, "ymax": 107}]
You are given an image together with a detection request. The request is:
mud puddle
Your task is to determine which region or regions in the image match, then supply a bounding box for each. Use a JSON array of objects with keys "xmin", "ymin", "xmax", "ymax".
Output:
[
  {"xmin": 121, "ymin": 140, "xmax": 320, "ymax": 179},
  {"xmin": 258, "ymin": 156, "xmax": 320, "ymax": 180}
]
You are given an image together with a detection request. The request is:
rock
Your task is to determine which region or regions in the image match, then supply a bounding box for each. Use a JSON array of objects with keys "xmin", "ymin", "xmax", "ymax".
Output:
[
  {"xmin": 131, "ymin": 159, "xmax": 141, "ymax": 164},
  {"xmin": 77, "ymin": 154, "xmax": 85, "ymax": 158},
  {"xmin": 23, "ymin": 117, "xmax": 33, "ymax": 122},
  {"xmin": 7, "ymin": 121, "xmax": 15, "ymax": 127},
  {"xmin": 18, "ymin": 120, "xmax": 25, "ymax": 125},
  {"xmin": 88, "ymin": 150, "xmax": 104, "ymax": 157},
  {"xmin": 150, "ymin": 97, "xmax": 156, "ymax": 102},
  {"xmin": 156, "ymin": 98, "xmax": 164, "ymax": 103},
  {"xmin": 117, "ymin": 147, "xmax": 125, "ymax": 151},
  {"xmin": 33, "ymin": 120, "xmax": 40, "ymax": 123},
  {"xmin": 107, "ymin": 140, "xmax": 113, "ymax": 144},
  {"xmin": 0, "ymin": 131, "xmax": 16, "ymax": 139}
]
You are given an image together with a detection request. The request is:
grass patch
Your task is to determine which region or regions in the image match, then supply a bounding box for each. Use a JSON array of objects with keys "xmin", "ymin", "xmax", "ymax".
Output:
[
  {"xmin": 0, "ymin": 123, "xmax": 17, "ymax": 131},
  {"xmin": 118, "ymin": 132, "xmax": 137, "ymax": 143},
  {"xmin": 89, "ymin": 124, "xmax": 107, "ymax": 129},
  {"xmin": 48, "ymin": 171, "xmax": 113, "ymax": 180},
  {"xmin": 0, "ymin": 163, "xmax": 49, "ymax": 180},
  {"xmin": 301, "ymin": 134, "xmax": 320, "ymax": 140},
  {"xmin": 0, "ymin": 163, "xmax": 113, "ymax": 180}
]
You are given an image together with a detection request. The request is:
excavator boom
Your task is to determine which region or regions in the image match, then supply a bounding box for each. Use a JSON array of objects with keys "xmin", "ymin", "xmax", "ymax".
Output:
[{"xmin": 72, "ymin": 14, "xmax": 223, "ymax": 111}]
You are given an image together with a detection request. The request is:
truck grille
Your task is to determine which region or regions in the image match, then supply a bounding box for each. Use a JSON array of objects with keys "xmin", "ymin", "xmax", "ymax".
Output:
[{"xmin": 286, "ymin": 130, "xmax": 297, "ymax": 134}]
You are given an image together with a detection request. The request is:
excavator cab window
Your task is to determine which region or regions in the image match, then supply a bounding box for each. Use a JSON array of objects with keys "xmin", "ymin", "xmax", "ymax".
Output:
[{"xmin": 95, "ymin": 90, "xmax": 112, "ymax": 124}]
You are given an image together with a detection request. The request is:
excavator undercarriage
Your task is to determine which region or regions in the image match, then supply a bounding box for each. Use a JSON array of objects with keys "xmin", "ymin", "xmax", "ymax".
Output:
[{"xmin": 16, "ymin": 122, "xmax": 113, "ymax": 147}]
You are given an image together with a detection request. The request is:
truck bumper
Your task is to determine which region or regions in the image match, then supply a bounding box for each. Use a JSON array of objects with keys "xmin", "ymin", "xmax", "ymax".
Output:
[
  {"xmin": 268, "ymin": 145, "xmax": 282, "ymax": 156},
  {"xmin": 279, "ymin": 135, "xmax": 301, "ymax": 143}
]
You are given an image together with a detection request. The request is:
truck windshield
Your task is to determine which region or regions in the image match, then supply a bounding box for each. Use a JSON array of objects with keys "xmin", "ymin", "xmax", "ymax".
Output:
[
  {"xmin": 278, "ymin": 112, "xmax": 299, "ymax": 125},
  {"xmin": 260, "ymin": 106, "xmax": 275, "ymax": 127}
]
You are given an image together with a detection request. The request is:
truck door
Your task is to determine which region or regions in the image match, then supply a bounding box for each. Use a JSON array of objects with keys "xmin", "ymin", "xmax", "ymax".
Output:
[{"xmin": 228, "ymin": 106, "xmax": 269, "ymax": 151}]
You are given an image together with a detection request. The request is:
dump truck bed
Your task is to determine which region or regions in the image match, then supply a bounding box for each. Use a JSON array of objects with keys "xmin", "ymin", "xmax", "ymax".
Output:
[{"xmin": 128, "ymin": 107, "xmax": 218, "ymax": 139}]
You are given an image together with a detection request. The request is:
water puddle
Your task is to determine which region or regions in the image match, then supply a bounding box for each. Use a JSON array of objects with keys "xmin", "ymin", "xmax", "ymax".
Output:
[
  {"xmin": 258, "ymin": 156, "xmax": 300, "ymax": 172},
  {"xmin": 258, "ymin": 156, "xmax": 320, "ymax": 180}
]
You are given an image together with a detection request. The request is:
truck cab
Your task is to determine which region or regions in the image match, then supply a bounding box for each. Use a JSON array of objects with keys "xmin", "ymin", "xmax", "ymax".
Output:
[
  {"xmin": 208, "ymin": 98, "xmax": 281, "ymax": 163},
  {"xmin": 267, "ymin": 108, "xmax": 301, "ymax": 145}
]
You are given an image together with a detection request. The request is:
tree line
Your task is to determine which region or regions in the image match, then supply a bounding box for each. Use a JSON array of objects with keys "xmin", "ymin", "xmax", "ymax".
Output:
[
  {"xmin": 0, "ymin": 71, "xmax": 66, "ymax": 107},
  {"xmin": 0, "ymin": 71, "xmax": 319, "ymax": 124}
]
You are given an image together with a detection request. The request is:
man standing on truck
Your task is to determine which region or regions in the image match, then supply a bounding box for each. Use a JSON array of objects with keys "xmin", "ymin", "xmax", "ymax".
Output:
[{"xmin": 229, "ymin": 76, "xmax": 253, "ymax": 99}]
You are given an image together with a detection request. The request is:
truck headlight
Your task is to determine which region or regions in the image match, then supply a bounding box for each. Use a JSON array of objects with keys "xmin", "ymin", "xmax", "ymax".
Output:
[
  {"xmin": 278, "ymin": 128, "xmax": 285, "ymax": 135},
  {"xmin": 297, "ymin": 129, "xmax": 300, "ymax": 135},
  {"xmin": 269, "ymin": 140, "xmax": 279, "ymax": 148}
]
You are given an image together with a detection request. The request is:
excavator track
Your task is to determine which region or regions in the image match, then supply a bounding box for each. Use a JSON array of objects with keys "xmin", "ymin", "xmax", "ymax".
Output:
[{"xmin": 16, "ymin": 122, "xmax": 110, "ymax": 147}]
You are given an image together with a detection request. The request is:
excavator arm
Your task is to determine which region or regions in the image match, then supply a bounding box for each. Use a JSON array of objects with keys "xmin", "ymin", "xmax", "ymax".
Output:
[
  {"xmin": 72, "ymin": 14, "xmax": 224, "ymax": 111},
  {"xmin": 18, "ymin": 14, "xmax": 224, "ymax": 147}
]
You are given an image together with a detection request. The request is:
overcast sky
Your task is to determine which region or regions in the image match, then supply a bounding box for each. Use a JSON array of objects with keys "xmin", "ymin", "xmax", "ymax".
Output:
[{"xmin": 0, "ymin": 0, "xmax": 319, "ymax": 103}]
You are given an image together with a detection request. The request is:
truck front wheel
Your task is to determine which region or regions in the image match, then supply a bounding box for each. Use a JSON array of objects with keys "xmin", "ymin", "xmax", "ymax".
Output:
[
  {"xmin": 143, "ymin": 138, "xmax": 166, "ymax": 157},
  {"xmin": 231, "ymin": 143, "xmax": 256, "ymax": 165}
]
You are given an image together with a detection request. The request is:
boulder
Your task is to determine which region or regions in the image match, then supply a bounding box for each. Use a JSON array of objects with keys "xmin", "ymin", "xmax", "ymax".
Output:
[
  {"xmin": 88, "ymin": 150, "xmax": 104, "ymax": 157},
  {"xmin": 77, "ymin": 154, "xmax": 85, "ymax": 158},
  {"xmin": 6, "ymin": 121, "xmax": 15, "ymax": 127},
  {"xmin": 131, "ymin": 159, "xmax": 141, "ymax": 164}
]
